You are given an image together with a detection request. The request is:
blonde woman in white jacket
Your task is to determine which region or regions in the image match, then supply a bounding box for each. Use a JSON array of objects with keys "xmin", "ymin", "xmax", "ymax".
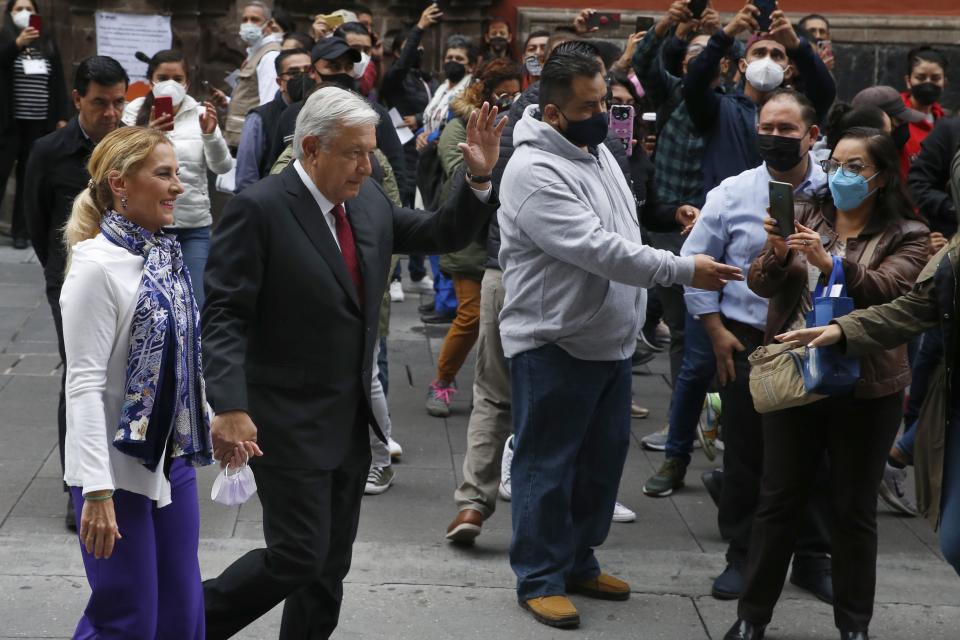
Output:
[{"xmin": 122, "ymin": 49, "xmax": 233, "ymax": 308}]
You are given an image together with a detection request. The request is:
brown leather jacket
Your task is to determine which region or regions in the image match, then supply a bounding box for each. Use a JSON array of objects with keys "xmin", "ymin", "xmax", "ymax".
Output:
[{"xmin": 748, "ymin": 200, "xmax": 930, "ymax": 399}]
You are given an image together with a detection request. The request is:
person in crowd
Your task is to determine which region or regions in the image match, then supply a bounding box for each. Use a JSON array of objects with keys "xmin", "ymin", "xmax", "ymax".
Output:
[
  {"xmin": 684, "ymin": 1, "xmax": 835, "ymax": 191},
  {"xmin": 481, "ymin": 16, "xmax": 515, "ymax": 62},
  {"xmin": 0, "ymin": 0, "xmax": 68, "ymax": 249},
  {"xmin": 334, "ymin": 21, "xmax": 377, "ymax": 97},
  {"xmin": 682, "ymin": 89, "xmax": 834, "ymax": 605},
  {"xmin": 497, "ymin": 46, "xmax": 741, "ymax": 629},
  {"xmin": 424, "ymin": 58, "xmax": 522, "ymax": 418},
  {"xmin": 418, "ymin": 34, "xmax": 478, "ymax": 149},
  {"xmin": 727, "ymin": 126, "xmax": 930, "ymax": 640},
  {"xmin": 797, "ymin": 13, "xmax": 834, "ymax": 71},
  {"xmin": 310, "ymin": 13, "xmax": 333, "ymax": 41},
  {"xmin": 264, "ymin": 37, "xmax": 411, "ymax": 206},
  {"xmin": 200, "ymin": 85, "xmax": 503, "ymax": 639},
  {"xmin": 631, "ymin": 3, "xmax": 724, "ymax": 474},
  {"xmin": 909, "ymin": 114, "xmax": 960, "ymax": 239},
  {"xmin": 121, "ymin": 49, "xmax": 232, "ymax": 309},
  {"xmin": 235, "ymin": 48, "xmax": 312, "ymax": 194},
  {"xmin": 778, "ymin": 224, "xmax": 960, "ymax": 582},
  {"xmin": 222, "ymin": 1, "xmax": 283, "ymax": 149},
  {"xmin": 282, "ymin": 31, "xmax": 314, "ymax": 52},
  {"xmin": 61, "ymin": 125, "xmax": 220, "ymax": 639},
  {"xmin": 24, "ymin": 55, "xmax": 127, "ymax": 532},
  {"xmin": 900, "ymin": 46, "xmax": 949, "ymax": 173},
  {"xmin": 352, "ymin": 4, "xmax": 374, "ymax": 31},
  {"xmin": 850, "ymin": 85, "xmax": 925, "ymax": 157},
  {"xmin": 521, "ymin": 28, "xmax": 550, "ymax": 85}
]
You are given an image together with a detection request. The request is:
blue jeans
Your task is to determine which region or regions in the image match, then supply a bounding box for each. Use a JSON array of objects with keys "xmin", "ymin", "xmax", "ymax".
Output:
[
  {"xmin": 165, "ymin": 226, "xmax": 211, "ymax": 310},
  {"xmin": 940, "ymin": 412, "xmax": 960, "ymax": 575},
  {"xmin": 508, "ymin": 344, "xmax": 632, "ymax": 600},
  {"xmin": 665, "ymin": 314, "xmax": 716, "ymax": 464},
  {"xmin": 897, "ymin": 328, "xmax": 944, "ymax": 461},
  {"xmin": 392, "ymin": 254, "xmax": 427, "ymax": 282}
]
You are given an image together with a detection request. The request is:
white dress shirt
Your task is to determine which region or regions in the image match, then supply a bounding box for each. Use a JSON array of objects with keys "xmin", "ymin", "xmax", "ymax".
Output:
[{"xmin": 254, "ymin": 33, "xmax": 284, "ymax": 106}]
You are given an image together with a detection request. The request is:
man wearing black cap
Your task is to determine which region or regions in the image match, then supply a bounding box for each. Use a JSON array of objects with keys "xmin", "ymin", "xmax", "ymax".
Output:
[
  {"xmin": 851, "ymin": 85, "xmax": 926, "ymax": 151},
  {"xmin": 262, "ymin": 37, "xmax": 410, "ymax": 198}
]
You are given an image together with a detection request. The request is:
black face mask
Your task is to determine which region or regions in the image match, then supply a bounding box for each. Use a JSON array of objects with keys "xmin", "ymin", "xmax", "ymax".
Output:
[
  {"xmin": 493, "ymin": 94, "xmax": 515, "ymax": 112},
  {"xmin": 910, "ymin": 82, "xmax": 942, "ymax": 107},
  {"xmin": 443, "ymin": 61, "xmax": 466, "ymax": 83},
  {"xmin": 558, "ymin": 109, "xmax": 609, "ymax": 148},
  {"xmin": 489, "ymin": 36, "xmax": 509, "ymax": 53},
  {"xmin": 758, "ymin": 134, "xmax": 805, "ymax": 172},
  {"xmin": 286, "ymin": 73, "xmax": 315, "ymax": 103},
  {"xmin": 891, "ymin": 121, "xmax": 911, "ymax": 149},
  {"xmin": 320, "ymin": 73, "xmax": 358, "ymax": 92}
]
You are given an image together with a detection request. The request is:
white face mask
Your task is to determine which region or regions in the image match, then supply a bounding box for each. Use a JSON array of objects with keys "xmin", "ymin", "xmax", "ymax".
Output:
[
  {"xmin": 353, "ymin": 52, "xmax": 371, "ymax": 78},
  {"xmin": 11, "ymin": 9, "xmax": 32, "ymax": 31},
  {"xmin": 152, "ymin": 79, "xmax": 187, "ymax": 107},
  {"xmin": 211, "ymin": 457, "xmax": 258, "ymax": 506},
  {"xmin": 239, "ymin": 22, "xmax": 264, "ymax": 47},
  {"xmin": 745, "ymin": 57, "xmax": 785, "ymax": 93}
]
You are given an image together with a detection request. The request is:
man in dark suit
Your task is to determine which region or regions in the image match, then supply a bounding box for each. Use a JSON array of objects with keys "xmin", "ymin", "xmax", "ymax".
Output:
[{"xmin": 201, "ymin": 86, "xmax": 505, "ymax": 639}]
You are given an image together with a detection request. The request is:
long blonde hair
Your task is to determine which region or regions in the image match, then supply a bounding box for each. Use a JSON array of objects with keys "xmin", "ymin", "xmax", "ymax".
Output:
[{"xmin": 64, "ymin": 127, "xmax": 171, "ymax": 257}]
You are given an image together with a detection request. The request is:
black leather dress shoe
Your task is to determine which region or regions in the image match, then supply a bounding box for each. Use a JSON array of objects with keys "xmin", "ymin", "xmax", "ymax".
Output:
[
  {"xmin": 839, "ymin": 631, "xmax": 868, "ymax": 640},
  {"xmin": 420, "ymin": 311, "xmax": 454, "ymax": 325},
  {"xmin": 723, "ymin": 619, "xmax": 765, "ymax": 640},
  {"xmin": 790, "ymin": 565, "xmax": 833, "ymax": 604},
  {"xmin": 417, "ymin": 300, "xmax": 436, "ymax": 314},
  {"xmin": 701, "ymin": 468, "xmax": 723, "ymax": 507}
]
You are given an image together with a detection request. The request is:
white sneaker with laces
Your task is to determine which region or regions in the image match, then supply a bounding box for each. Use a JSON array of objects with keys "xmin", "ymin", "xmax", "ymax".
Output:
[
  {"xmin": 365, "ymin": 465, "xmax": 395, "ymax": 495},
  {"xmin": 410, "ymin": 275, "xmax": 435, "ymax": 294},
  {"xmin": 389, "ymin": 281, "xmax": 404, "ymax": 302},
  {"xmin": 388, "ymin": 437, "xmax": 403, "ymax": 461},
  {"xmin": 612, "ymin": 501, "xmax": 636, "ymax": 523},
  {"xmin": 499, "ymin": 435, "xmax": 514, "ymax": 501}
]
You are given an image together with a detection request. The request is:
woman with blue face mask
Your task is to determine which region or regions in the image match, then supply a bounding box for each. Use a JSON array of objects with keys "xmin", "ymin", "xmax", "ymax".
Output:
[
  {"xmin": 121, "ymin": 49, "xmax": 233, "ymax": 309},
  {"xmin": 722, "ymin": 128, "xmax": 931, "ymax": 640},
  {"xmin": 0, "ymin": 0, "xmax": 69, "ymax": 248}
]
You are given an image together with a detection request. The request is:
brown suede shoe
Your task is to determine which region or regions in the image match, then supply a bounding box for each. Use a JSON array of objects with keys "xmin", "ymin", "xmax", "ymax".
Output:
[
  {"xmin": 521, "ymin": 596, "xmax": 580, "ymax": 628},
  {"xmin": 445, "ymin": 509, "xmax": 483, "ymax": 543},
  {"xmin": 567, "ymin": 573, "xmax": 631, "ymax": 601}
]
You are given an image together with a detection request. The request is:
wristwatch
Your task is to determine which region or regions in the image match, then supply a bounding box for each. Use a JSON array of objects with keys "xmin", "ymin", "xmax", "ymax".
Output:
[{"xmin": 466, "ymin": 171, "xmax": 492, "ymax": 184}]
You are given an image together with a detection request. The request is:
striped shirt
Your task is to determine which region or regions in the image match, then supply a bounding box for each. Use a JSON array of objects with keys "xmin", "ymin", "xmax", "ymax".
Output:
[{"xmin": 13, "ymin": 52, "xmax": 50, "ymax": 120}]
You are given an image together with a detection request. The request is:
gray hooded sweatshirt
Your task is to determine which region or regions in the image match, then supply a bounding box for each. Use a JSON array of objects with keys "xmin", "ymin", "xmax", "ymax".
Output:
[{"xmin": 498, "ymin": 105, "xmax": 696, "ymax": 361}]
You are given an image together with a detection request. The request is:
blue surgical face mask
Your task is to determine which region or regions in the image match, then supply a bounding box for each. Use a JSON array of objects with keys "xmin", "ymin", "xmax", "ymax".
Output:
[{"xmin": 828, "ymin": 170, "xmax": 880, "ymax": 211}]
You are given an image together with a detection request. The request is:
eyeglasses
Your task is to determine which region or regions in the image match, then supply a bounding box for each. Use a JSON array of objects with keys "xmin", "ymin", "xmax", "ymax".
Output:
[{"xmin": 819, "ymin": 159, "xmax": 875, "ymax": 177}]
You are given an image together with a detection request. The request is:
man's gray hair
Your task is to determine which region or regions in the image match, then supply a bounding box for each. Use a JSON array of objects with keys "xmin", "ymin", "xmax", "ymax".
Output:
[
  {"xmin": 244, "ymin": 1, "xmax": 271, "ymax": 20},
  {"xmin": 293, "ymin": 87, "xmax": 381, "ymax": 160}
]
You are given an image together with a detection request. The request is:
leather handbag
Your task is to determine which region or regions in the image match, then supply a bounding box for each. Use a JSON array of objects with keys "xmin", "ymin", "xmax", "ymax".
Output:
[{"xmin": 748, "ymin": 342, "xmax": 826, "ymax": 414}]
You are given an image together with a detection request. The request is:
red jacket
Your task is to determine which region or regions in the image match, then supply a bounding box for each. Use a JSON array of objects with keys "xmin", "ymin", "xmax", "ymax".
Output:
[{"xmin": 899, "ymin": 90, "xmax": 944, "ymax": 177}]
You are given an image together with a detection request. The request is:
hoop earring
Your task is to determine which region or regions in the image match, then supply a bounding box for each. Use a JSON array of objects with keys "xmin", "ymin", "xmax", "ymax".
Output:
[{"xmin": 120, "ymin": 195, "xmax": 128, "ymax": 210}]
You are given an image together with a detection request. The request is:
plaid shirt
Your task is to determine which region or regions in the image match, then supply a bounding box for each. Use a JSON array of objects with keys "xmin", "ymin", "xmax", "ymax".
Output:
[{"xmin": 631, "ymin": 30, "xmax": 706, "ymax": 210}]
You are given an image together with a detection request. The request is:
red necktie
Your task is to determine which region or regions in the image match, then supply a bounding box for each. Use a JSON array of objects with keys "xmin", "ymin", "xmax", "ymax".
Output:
[{"xmin": 331, "ymin": 204, "xmax": 364, "ymax": 305}]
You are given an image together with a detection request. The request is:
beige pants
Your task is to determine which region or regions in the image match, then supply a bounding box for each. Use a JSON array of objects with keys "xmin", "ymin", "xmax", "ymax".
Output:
[{"xmin": 453, "ymin": 268, "xmax": 513, "ymax": 517}]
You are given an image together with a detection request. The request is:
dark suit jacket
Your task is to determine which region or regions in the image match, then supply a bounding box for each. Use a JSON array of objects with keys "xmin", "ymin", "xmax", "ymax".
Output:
[
  {"xmin": 24, "ymin": 117, "xmax": 96, "ymax": 294},
  {"xmin": 202, "ymin": 163, "xmax": 498, "ymax": 469}
]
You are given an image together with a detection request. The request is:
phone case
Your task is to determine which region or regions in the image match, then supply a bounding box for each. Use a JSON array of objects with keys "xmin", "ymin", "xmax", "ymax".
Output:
[
  {"xmin": 768, "ymin": 181, "xmax": 795, "ymax": 237},
  {"xmin": 154, "ymin": 96, "xmax": 174, "ymax": 121},
  {"xmin": 609, "ymin": 105, "xmax": 635, "ymax": 157},
  {"xmin": 28, "ymin": 14, "xmax": 41, "ymax": 31}
]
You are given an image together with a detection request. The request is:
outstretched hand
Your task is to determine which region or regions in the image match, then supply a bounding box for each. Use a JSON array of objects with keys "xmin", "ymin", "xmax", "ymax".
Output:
[
  {"xmin": 775, "ymin": 324, "xmax": 844, "ymax": 348},
  {"xmin": 690, "ymin": 255, "xmax": 744, "ymax": 291},
  {"xmin": 458, "ymin": 102, "xmax": 507, "ymax": 179}
]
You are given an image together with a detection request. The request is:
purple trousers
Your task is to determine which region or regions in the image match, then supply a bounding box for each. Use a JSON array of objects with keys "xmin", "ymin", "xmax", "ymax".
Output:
[{"xmin": 70, "ymin": 459, "xmax": 204, "ymax": 639}]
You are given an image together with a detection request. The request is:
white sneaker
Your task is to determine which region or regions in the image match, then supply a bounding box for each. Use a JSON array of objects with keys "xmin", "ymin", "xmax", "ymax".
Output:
[
  {"xmin": 365, "ymin": 465, "xmax": 395, "ymax": 495},
  {"xmin": 410, "ymin": 275, "xmax": 434, "ymax": 294},
  {"xmin": 612, "ymin": 501, "xmax": 636, "ymax": 523},
  {"xmin": 388, "ymin": 437, "xmax": 403, "ymax": 461},
  {"xmin": 499, "ymin": 435, "xmax": 514, "ymax": 501},
  {"xmin": 389, "ymin": 280, "xmax": 404, "ymax": 302}
]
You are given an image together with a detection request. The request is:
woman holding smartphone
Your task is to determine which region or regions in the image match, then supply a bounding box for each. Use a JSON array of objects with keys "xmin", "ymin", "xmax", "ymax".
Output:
[
  {"xmin": 0, "ymin": 0, "xmax": 68, "ymax": 249},
  {"xmin": 723, "ymin": 127, "xmax": 929, "ymax": 640},
  {"xmin": 121, "ymin": 49, "xmax": 233, "ymax": 308}
]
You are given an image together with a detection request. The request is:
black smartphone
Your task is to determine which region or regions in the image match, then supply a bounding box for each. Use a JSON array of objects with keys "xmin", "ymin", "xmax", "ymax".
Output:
[
  {"xmin": 635, "ymin": 16, "xmax": 655, "ymax": 33},
  {"xmin": 752, "ymin": 0, "xmax": 776, "ymax": 33},
  {"xmin": 689, "ymin": 0, "xmax": 708, "ymax": 19},
  {"xmin": 768, "ymin": 180, "xmax": 795, "ymax": 237},
  {"xmin": 587, "ymin": 12, "xmax": 622, "ymax": 31}
]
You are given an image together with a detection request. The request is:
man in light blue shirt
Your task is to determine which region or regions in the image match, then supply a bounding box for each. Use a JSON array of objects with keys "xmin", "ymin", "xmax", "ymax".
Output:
[{"xmin": 678, "ymin": 89, "xmax": 835, "ymax": 608}]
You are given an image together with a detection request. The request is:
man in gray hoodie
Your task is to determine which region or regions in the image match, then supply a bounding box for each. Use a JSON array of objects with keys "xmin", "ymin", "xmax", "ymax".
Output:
[{"xmin": 498, "ymin": 49, "xmax": 742, "ymax": 629}]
